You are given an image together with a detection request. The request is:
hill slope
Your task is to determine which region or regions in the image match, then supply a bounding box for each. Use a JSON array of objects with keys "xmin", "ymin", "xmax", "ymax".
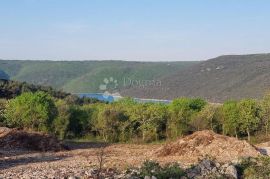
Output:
[
  {"xmin": 2, "ymin": 54, "xmax": 270, "ymax": 102},
  {"xmin": 121, "ymin": 54, "xmax": 270, "ymax": 102},
  {"xmin": 0, "ymin": 60, "xmax": 196, "ymax": 93}
]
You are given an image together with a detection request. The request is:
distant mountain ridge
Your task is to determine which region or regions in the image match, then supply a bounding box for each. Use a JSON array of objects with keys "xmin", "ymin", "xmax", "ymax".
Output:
[{"xmin": 121, "ymin": 53, "xmax": 270, "ymax": 102}]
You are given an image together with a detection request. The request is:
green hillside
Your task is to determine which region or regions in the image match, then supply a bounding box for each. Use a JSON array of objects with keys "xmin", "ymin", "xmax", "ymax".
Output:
[
  {"xmin": 0, "ymin": 60, "xmax": 197, "ymax": 93},
  {"xmin": 122, "ymin": 53, "xmax": 270, "ymax": 102}
]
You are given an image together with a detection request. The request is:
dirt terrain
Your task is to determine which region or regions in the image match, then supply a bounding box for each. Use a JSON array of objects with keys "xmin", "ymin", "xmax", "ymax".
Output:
[
  {"xmin": 0, "ymin": 127, "xmax": 64, "ymax": 152},
  {"xmin": 156, "ymin": 130, "xmax": 260, "ymax": 163},
  {"xmin": 0, "ymin": 129, "xmax": 263, "ymax": 178}
]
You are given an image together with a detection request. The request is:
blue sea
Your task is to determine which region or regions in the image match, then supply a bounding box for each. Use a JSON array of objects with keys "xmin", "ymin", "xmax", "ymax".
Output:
[{"xmin": 77, "ymin": 93, "xmax": 171, "ymax": 104}]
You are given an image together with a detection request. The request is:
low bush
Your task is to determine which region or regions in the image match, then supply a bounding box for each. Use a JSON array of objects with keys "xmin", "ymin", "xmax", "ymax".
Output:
[
  {"xmin": 139, "ymin": 160, "xmax": 185, "ymax": 178},
  {"xmin": 237, "ymin": 156, "xmax": 270, "ymax": 178}
]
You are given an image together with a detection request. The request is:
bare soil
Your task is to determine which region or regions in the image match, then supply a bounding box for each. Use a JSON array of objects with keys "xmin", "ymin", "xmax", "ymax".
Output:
[
  {"xmin": 0, "ymin": 127, "xmax": 64, "ymax": 152},
  {"xmin": 0, "ymin": 130, "xmax": 262, "ymax": 178},
  {"xmin": 156, "ymin": 130, "xmax": 260, "ymax": 163}
]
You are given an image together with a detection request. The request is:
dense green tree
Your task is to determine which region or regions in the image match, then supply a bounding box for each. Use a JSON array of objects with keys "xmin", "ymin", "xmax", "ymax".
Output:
[
  {"xmin": 167, "ymin": 98, "xmax": 206, "ymax": 138},
  {"xmin": 260, "ymin": 92, "xmax": 270, "ymax": 135},
  {"xmin": 238, "ymin": 99, "xmax": 260, "ymax": 141},
  {"xmin": 213, "ymin": 105, "xmax": 226, "ymax": 135},
  {"xmin": 95, "ymin": 105, "xmax": 129, "ymax": 142},
  {"xmin": 145, "ymin": 104, "xmax": 168, "ymax": 141},
  {"xmin": 222, "ymin": 100, "xmax": 240, "ymax": 138},
  {"xmin": 52, "ymin": 100, "xmax": 71, "ymax": 139},
  {"xmin": 190, "ymin": 104, "xmax": 219, "ymax": 131},
  {"xmin": 124, "ymin": 103, "xmax": 147, "ymax": 142},
  {"xmin": 0, "ymin": 99, "xmax": 7, "ymax": 124},
  {"xmin": 4, "ymin": 92, "xmax": 57, "ymax": 132},
  {"xmin": 134, "ymin": 103, "xmax": 168, "ymax": 142},
  {"xmin": 66, "ymin": 105, "xmax": 90, "ymax": 138}
]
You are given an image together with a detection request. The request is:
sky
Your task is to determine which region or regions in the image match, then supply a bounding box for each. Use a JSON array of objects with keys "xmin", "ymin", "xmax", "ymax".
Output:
[{"xmin": 0, "ymin": 0, "xmax": 270, "ymax": 61}]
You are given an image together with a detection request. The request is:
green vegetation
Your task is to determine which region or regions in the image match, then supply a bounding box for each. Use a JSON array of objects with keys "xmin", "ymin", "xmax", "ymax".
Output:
[
  {"xmin": 139, "ymin": 160, "xmax": 185, "ymax": 178},
  {"xmin": 3, "ymin": 54, "xmax": 270, "ymax": 102},
  {"xmin": 0, "ymin": 80, "xmax": 101, "ymax": 103},
  {"xmin": 0, "ymin": 60, "xmax": 196, "ymax": 93},
  {"xmin": 2, "ymin": 87, "xmax": 270, "ymax": 144},
  {"xmin": 0, "ymin": 99, "xmax": 7, "ymax": 124},
  {"xmin": 2, "ymin": 79, "xmax": 270, "ymax": 144},
  {"xmin": 132, "ymin": 53, "xmax": 270, "ymax": 102},
  {"xmin": 167, "ymin": 98, "xmax": 206, "ymax": 138},
  {"xmin": 237, "ymin": 157, "xmax": 270, "ymax": 178},
  {"xmin": 4, "ymin": 92, "xmax": 57, "ymax": 132},
  {"xmin": 136, "ymin": 157, "xmax": 270, "ymax": 178},
  {"xmin": 222, "ymin": 100, "xmax": 239, "ymax": 137}
]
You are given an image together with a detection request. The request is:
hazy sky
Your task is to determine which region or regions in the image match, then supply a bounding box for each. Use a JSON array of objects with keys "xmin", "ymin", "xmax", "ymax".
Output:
[{"xmin": 0, "ymin": 0, "xmax": 270, "ymax": 61}]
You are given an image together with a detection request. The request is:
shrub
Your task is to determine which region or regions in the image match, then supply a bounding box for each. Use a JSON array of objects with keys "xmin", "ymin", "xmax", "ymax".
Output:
[
  {"xmin": 139, "ymin": 160, "xmax": 185, "ymax": 178},
  {"xmin": 4, "ymin": 92, "xmax": 57, "ymax": 132},
  {"xmin": 237, "ymin": 157, "xmax": 270, "ymax": 178},
  {"xmin": 52, "ymin": 100, "xmax": 71, "ymax": 139},
  {"xmin": 140, "ymin": 160, "xmax": 162, "ymax": 177},
  {"xmin": 0, "ymin": 99, "xmax": 7, "ymax": 124},
  {"xmin": 158, "ymin": 163, "xmax": 185, "ymax": 178}
]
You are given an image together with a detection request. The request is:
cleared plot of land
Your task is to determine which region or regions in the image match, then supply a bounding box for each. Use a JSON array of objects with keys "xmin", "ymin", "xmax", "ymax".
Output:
[
  {"xmin": 0, "ymin": 143, "xmax": 159, "ymax": 178},
  {"xmin": 0, "ymin": 130, "xmax": 261, "ymax": 178}
]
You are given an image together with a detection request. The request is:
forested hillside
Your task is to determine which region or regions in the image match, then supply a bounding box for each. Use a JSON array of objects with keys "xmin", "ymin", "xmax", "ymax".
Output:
[
  {"xmin": 122, "ymin": 53, "xmax": 270, "ymax": 102},
  {"xmin": 0, "ymin": 60, "xmax": 196, "ymax": 93},
  {"xmin": 0, "ymin": 80, "xmax": 100, "ymax": 104},
  {"xmin": 2, "ymin": 53, "xmax": 270, "ymax": 102}
]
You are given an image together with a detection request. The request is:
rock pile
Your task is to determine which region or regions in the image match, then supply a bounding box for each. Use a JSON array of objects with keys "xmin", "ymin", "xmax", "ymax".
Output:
[
  {"xmin": 0, "ymin": 127, "xmax": 64, "ymax": 151},
  {"xmin": 155, "ymin": 130, "xmax": 260, "ymax": 163},
  {"xmin": 185, "ymin": 158, "xmax": 238, "ymax": 179}
]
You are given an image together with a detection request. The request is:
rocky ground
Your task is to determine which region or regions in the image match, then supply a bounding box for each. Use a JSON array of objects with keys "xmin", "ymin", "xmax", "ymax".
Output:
[
  {"xmin": 0, "ymin": 129, "xmax": 267, "ymax": 178},
  {"xmin": 0, "ymin": 143, "xmax": 158, "ymax": 178}
]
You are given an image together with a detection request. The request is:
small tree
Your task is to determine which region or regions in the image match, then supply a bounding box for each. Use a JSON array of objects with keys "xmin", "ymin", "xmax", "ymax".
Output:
[
  {"xmin": 238, "ymin": 99, "xmax": 260, "ymax": 141},
  {"xmin": 96, "ymin": 146, "xmax": 107, "ymax": 178}
]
